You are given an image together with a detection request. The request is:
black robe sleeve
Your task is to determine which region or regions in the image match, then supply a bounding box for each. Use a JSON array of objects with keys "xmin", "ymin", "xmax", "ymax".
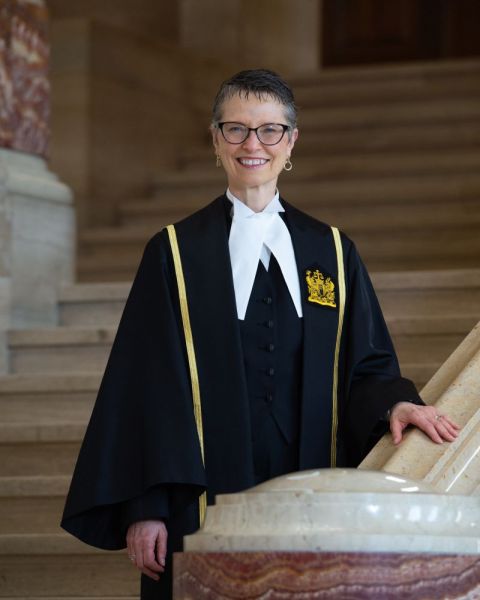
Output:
[
  {"xmin": 61, "ymin": 232, "xmax": 206, "ymax": 550},
  {"xmin": 120, "ymin": 485, "xmax": 170, "ymax": 536},
  {"xmin": 341, "ymin": 240, "xmax": 424, "ymax": 465}
]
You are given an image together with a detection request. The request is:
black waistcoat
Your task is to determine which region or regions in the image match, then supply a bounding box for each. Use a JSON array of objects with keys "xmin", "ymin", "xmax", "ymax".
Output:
[{"xmin": 238, "ymin": 254, "xmax": 303, "ymax": 484}]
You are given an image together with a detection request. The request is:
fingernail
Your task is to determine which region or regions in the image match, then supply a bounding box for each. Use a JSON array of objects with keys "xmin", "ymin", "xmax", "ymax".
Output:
[{"xmin": 160, "ymin": 558, "xmax": 165, "ymax": 566}]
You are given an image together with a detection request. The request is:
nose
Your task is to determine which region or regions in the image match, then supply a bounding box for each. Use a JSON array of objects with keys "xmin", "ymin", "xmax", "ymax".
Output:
[{"xmin": 241, "ymin": 129, "xmax": 262, "ymax": 151}]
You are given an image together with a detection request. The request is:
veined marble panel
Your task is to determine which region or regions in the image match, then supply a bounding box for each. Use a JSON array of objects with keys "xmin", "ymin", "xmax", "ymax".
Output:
[
  {"xmin": 174, "ymin": 552, "xmax": 480, "ymax": 599},
  {"xmin": 0, "ymin": 0, "xmax": 49, "ymax": 157},
  {"xmin": 179, "ymin": 470, "xmax": 479, "ymax": 597}
]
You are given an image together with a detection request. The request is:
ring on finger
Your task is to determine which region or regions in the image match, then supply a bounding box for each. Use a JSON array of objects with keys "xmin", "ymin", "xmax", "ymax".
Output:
[{"xmin": 129, "ymin": 554, "xmax": 136, "ymax": 562}]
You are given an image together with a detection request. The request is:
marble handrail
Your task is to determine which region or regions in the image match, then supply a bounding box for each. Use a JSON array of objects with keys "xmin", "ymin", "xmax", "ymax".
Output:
[{"xmin": 360, "ymin": 321, "xmax": 480, "ymax": 495}]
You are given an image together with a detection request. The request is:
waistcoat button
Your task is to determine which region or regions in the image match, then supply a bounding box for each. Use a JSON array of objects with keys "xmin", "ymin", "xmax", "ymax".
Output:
[{"xmin": 267, "ymin": 367, "xmax": 275, "ymax": 376}]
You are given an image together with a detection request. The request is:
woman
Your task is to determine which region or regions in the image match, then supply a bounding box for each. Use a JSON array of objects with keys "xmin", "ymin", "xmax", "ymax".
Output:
[{"xmin": 62, "ymin": 70, "xmax": 459, "ymax": 599}]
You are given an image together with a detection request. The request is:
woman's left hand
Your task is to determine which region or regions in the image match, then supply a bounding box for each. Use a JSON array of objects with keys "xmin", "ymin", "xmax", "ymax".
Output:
[{"xmin": 390, "ymin": 402, "xmax": 461, "ymax": 445}]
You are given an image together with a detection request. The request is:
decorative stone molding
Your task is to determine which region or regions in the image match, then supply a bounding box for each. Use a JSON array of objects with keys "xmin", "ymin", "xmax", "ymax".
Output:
[{"xmin": 183, "ymin": 470, "xmax": 478, "ymax": 554}]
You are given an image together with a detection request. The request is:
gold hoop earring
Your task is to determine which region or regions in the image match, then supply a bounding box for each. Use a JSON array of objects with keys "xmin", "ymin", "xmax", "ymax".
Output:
[
  {"xmin": 284, "ymin": 157, "xmax": 293, "ymax": 172},
  {"xmin": 216, "ymin": 154, "xmax": 222, "ymax": 168}
]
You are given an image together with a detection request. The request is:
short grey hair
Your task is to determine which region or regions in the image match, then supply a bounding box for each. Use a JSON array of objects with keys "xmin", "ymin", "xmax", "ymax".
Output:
[{"xmin": 212, "ymin": 69, "xmax": 297, "ymax": 131}]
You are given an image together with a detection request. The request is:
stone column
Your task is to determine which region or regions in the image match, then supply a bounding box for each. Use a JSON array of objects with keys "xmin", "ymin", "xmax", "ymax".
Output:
[{"xmin": 0, "ymin": 0, "xmax": 74, "ymax": 373}]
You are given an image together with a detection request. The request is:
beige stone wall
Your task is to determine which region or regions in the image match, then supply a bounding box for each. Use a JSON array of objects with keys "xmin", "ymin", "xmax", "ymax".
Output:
[
  {"xmin": 46, "ymin": 1, "xmax": 323, "ymax": 226},
  {"xmin": 46, "ymin": 0, "xmax": 179, "ymax": 42},
  {"xmin": 49, "ymin": 19, "xmax": 207, "ymax": 226},
  {"xmin": 180, "ymin": 0, "xmax": 320, "ymax": 74}
]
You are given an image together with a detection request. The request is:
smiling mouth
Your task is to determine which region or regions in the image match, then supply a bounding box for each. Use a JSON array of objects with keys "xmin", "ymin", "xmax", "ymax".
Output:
[{"xmin": 237, "ymin": 158, "xmax": 269, "ymax": 167}]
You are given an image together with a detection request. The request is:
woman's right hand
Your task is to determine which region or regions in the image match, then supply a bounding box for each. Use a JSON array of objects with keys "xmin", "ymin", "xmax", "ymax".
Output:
[{"xmin": 126, "ymin": 519, "xmax": 168, "ymax": 581}]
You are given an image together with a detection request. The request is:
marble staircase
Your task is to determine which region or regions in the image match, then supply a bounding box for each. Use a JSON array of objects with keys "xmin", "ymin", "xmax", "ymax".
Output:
[{"xmin": 1, "ymin": 59, "xmax": 480, "ymax": 597}]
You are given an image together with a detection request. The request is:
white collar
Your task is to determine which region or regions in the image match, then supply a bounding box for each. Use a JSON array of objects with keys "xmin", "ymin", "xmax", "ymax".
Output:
[
  {"xmin": 227, "ymin": 189, "xmax": 303, "ymax": 320},
  {"xmin": 226, "ymin": 188, "xmax": 284, "ymax": 216}
]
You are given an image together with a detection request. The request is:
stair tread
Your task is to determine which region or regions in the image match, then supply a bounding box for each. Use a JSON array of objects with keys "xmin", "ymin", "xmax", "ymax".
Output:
[
  {"xmin": 8, "ymin": 327, "xmax": 116, "ymax": 347},
  {"xmin": 0, "ymin": 532, "xmax": 118, "ymax": 555},
  {"xmin": 0, "ymin": 421, "xmax": 87, "ymax": 443},
  {"xmin": 59, "ymin": 282, "xmax": 131, "ymax": 302},
  {"xmin": 0, "ymin": 373, "xmax": 101, "ymax": 393},
  {"xmin": 288, "ymin": 58, "xmax": 480, "ymax": 85},
  {"xmin": 0, "ymin": 475, "xmax": 70, "ymax": 497}
]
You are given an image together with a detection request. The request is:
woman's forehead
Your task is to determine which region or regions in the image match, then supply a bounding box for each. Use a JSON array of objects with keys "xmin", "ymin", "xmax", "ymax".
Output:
[{"xmin": 219, "ymin": 92, "xmax": 287, "ymax": 122}]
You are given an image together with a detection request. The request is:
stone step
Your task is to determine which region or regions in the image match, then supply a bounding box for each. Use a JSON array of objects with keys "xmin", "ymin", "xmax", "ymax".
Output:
[
  {"xmin": 289, "ymin": 59, "xmax": 480, "ymax": 106},
  {"xmin": 59, "ymin": 282, "xmax": 130, "ymax": 327},
  {"xmin": 0, "ymin": 475, "xmax": 69, "ymax": 534},
  {"xmin": 118, "ymin": 173, "xmax": 480, "ymax": 226},
  {"xmin": 0, "ymin": 534, "xmax": 138, "ymax": 597},
  {"xmin": 0, "ymin": 421, "xmax": 85, "ymax": 476},
  {"xmin": 389, "ymin": 315, "xmax": 479, "ymax": 365},
  {"xmin": 374, "ymin": 269, "xmax": 480, "ymax": 317},
  {"xmin": 60, "ymin": 270, "xmax": 480, "ymax": 327},
  {"xmin": 0, "ymin": 374, "xmax": 99, "ymax": 423},
  {"xmin": 352, "ymin": 225, "xmax": 480, "ymax": 270},
  {"xmin": 297, "ymin": 97, "xmax": 480, "ymax": 131},
  {"xmin": 293, "ymin": 73, "xmax": 480, "ymax": 108},
  {"xmin": 8, "ymin": 328, "xmax": 114, "ymax": 374}
]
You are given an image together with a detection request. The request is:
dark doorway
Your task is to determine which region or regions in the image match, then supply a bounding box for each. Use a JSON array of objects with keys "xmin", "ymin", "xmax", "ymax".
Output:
[{"xmin": 322, "ymin": 0, "xmax": 480, "ymax": 67}]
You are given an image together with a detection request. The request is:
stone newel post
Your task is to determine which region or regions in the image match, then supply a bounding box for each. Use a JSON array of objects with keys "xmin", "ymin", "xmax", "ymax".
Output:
[{"xmin": 0, "ymin": 0, "xmax": 74, "ymax": 372}]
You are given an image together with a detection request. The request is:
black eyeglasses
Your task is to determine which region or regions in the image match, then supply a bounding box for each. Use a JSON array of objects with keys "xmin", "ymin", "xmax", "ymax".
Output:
[{"xmin": 217, "ymin": 122, "xmax": 290, "ymax": 145}]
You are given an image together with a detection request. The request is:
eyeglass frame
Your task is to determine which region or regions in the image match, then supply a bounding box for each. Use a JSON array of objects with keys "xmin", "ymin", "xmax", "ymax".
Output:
[{"xmin": 215, "ymin": 121, "xmax": 291, "ymax": 146}]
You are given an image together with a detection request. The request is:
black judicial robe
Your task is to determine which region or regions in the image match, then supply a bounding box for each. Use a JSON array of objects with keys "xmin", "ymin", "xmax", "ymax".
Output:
[{"xmin": 61, "ymin": 195, "xmax": 421, "ymax": 589}]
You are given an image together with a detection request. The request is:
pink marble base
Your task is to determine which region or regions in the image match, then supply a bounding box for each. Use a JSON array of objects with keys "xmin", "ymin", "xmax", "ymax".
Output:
[{"xmin": 174, "ymin": 552, "xmax": 480, "ymax": 599}]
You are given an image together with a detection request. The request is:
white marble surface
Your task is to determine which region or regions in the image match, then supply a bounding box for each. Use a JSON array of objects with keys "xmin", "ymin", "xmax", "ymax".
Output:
[
  {"xmin": 184, "ymin": 469, "xmax": 480, "ymax": 554},
  {"xmin": 361, "ymin": 322, "xmax": 480, "ymax": 496}
]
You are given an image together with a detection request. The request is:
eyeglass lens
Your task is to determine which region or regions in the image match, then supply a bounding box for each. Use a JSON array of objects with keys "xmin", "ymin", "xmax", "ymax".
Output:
[{"xmin": 221, "ymin": 123, "xmax": 287, "ymax": 145}]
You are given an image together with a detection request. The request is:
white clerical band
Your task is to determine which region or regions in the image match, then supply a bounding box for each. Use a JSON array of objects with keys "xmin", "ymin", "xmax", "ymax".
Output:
[{"xmin": 227, "ymin": 189, "xmax": 303, "ymax": 320}]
